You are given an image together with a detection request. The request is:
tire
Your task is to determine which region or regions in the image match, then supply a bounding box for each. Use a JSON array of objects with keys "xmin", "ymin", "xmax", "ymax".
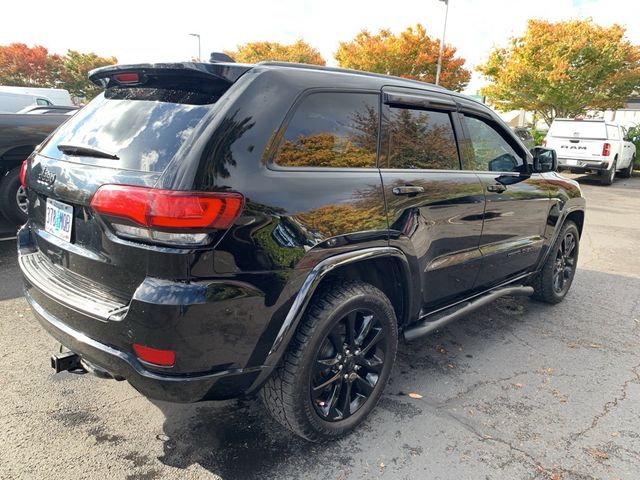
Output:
[
  {"xmin": 261, "ymin": 279, "xmax": 398, "ymax": 442},
  {"xmin": 600, "ymin": 160, "xmax": 616, "ymax": 185},
  {"xmin": 531, "ymin": 220, "xmax": 580, "ymax": 304},
  {"xmin": 620, "ymin": 155, "xmax": 634, "ymax": 179},
  {"xmin": 0, "ymin": 166, "xmax": 28, "ymax": 225}
]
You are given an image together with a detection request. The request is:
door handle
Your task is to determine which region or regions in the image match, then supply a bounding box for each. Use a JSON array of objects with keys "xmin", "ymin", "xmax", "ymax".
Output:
[
  {"xmin": 487, "ymin": 183, "xmax": 507, "ymax": 193},
  {"xmin": 392, "ymin": 185, "xmax": 425, "ymax": 196}
]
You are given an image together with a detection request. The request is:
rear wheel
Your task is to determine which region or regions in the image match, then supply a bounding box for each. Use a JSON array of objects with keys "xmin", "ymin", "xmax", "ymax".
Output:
[
  {"xmin": 532, "ymin": 221, "xmax": 580, "ymax": 304},
  {"xmin": 601, "ymin": 160, "xmax": 616, "ymax": 185},
  {"xmin": 261, "ymin": 280, "xmax": 397, "ymax": 442},
  {"xmin": 620, "ymin": 155, "xmax": 634, "ymax": 179},
  {"xmin": 0, "ymin": 166, "xmax": 28, "ymax": 225}
]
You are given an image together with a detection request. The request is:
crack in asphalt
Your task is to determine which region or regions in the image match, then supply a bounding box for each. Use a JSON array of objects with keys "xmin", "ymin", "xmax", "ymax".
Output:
[
  {"xmin": 438, "ymin": 371, "xmax": 531, "ymax": 404},
  {"xmin": 566, "ymin": 362, "xmax": 640, "ymax": 448},
  {"xmin": 435, "ymin": 406, "xmax": 599, "ymax": 480}
]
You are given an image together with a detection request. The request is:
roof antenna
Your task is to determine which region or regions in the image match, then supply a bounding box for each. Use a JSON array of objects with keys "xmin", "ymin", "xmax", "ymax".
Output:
[{"xmin": 209, "ymin": 52, "xmax": 235, "ymax": 63}]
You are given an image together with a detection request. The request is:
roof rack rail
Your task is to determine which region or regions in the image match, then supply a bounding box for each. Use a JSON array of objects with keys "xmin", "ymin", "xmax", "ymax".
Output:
[{"xmin": 256, "ymin": 61, "xmax": 446, "ymax": 90}]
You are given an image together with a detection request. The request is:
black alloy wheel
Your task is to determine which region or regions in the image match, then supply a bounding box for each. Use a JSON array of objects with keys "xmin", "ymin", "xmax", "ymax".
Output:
[
  {"xmin": 311, "ymin": 308, "xmax": 386, "ymax": 421},
  {"xmin": 552, "ymin": 231, "xmax": 577, "ymax": 295},
  {"xmin": 261, "ymin": 279, "xmax": 397, "ymax": 442},
  {"xmin": 532, "ymin": 220, "xmax": 580, "ymax": 304}
]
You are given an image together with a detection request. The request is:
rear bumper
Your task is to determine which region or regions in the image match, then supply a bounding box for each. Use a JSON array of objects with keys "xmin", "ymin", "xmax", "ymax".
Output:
[
  {"xmin": 558, "ymin": 158, "xmax": 611, "ymax": 172},
  {"xmin": 25, "ymin": 289, "xmax": 267, "ymax": 402},
  {"xmin": 17, "ymin": 225, "xmax": 274, "ymax": 403}
]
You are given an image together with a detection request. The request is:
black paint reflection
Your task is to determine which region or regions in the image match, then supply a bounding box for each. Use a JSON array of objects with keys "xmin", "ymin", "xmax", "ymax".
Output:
[{"xmin": 195, "ymin": 112, "xmax": 255, "ymax": 189}]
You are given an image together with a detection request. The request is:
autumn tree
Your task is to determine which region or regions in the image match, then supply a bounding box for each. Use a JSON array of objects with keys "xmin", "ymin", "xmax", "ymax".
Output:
[
  {"xmin": 58, "ymin": 50, "xmax": 117, "ymax": 101},
  {"xmin": 0, "ymin": 43, "xmax": 60, "ymax": 87},
  {"xmin": 477, "ymin": 19, "xmax": 640, "ymax": 126},
  {"xmin": 225, "ymin": 40, "xmax": 325, "ymax": 65},
  {"xmin": 0, "ymin": 43, "xmax": 117, "ymax": 102},
  {"xmin": 335, "ymin": 24, "xmax": 471, "ymax": 91}
]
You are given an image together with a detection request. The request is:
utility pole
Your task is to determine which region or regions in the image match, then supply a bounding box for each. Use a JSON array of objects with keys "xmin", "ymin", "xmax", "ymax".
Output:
[
  {"xmin": 435, "ymin": 0, "xmax": 449, "ymax": 86},
  {"xmin": 189, "ymin": 33, "xmax": 201, "ymax": 61}
]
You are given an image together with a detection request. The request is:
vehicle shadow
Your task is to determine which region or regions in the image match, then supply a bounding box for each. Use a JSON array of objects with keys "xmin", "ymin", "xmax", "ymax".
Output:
[
  {"xmin": 563, "ymin": 172, "xmax": 639, "ymax": 188},
  {"xmin": 154, "ymin": 295, "xmax": 535, "ymax": 480},
  {"xmin": 0, "ymin": 236, "xmax": 23, "ymax": 301},
  {"xmin": 154, "ymin": 267, "xmax": 640, "ymax": 480}
]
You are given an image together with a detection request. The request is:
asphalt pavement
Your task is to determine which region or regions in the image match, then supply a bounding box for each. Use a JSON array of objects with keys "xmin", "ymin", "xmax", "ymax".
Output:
[{"xmin": 1, "ymin": 174, "xmax": 639, "ymax": 480}]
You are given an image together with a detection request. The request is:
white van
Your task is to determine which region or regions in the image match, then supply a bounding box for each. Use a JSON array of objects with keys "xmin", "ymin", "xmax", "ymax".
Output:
[
  {"xmin": 0, "ymin": 86, "xmax": 73, "ymax": 107},
  {"xmin": 0, "ymin": 91, "xmax": 55, "ymax": 113},
  {"xmin": 545, "ymin": 119, "xmax": 636, "ymax": 185}
]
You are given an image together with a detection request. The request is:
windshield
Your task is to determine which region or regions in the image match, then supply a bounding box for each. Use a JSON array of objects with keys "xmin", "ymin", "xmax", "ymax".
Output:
[
  {"xmin": 548, "ymin": 120, "xmax": 607, "ymax": 139},
  {"xmin": 39, "ymin": 87, "xmax": 216, "ymax": 172}
]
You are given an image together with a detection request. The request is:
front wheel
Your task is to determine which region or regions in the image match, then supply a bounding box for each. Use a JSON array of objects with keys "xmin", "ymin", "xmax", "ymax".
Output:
[
  {"xmin": 531, "ymin": 221, "xmax": 580, "ymax": 304},
  {"xmin": 261, "ymin": 280, "xmax": 398, "ymax": 442}
]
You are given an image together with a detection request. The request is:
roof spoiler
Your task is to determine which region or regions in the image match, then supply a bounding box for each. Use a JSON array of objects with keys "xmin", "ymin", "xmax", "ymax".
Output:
[
  {"xmin": 88, "ymin": 62, "xmax": 250, "ymax": 89},
  {"xmin": 209, "ymin": 52, "xmax": 235, "ymax": 63}
]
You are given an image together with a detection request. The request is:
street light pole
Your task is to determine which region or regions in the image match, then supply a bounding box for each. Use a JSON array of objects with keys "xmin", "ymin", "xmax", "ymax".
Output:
[
  {"xmin": 435, "ymin": 0, "xmax": 449, "ymax": 86},
  {"xmin": 189, "ymin": 33, "xmax": 201, "ymax": 61}
]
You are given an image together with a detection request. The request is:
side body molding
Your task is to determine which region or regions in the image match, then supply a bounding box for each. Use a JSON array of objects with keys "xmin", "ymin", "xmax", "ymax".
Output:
[{"xmin": 266, "ymin": 247, "xmax": 411, "ymax": 363}]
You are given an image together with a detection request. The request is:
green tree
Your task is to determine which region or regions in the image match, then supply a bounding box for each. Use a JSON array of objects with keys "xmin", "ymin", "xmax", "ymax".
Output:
[
  {"xmin": 225, "ymin": 40, "xmax": 325, "ymax": 65},
  {"xmin": 335, "ymin": 24, "xmax": 471, "ymax": 91},
  {"xmin": 478, "ymin": 19, "xmax": 640, "ymax": 126},
  {"xmin": 59, "ymin": 50, "xmax": 117, "ymax": 102}
]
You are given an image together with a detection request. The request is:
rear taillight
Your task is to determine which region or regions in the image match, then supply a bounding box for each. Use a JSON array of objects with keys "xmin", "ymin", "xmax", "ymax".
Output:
[
  {"xmin": 602, "ymin": 143, "xmax": 611, "ymax": 156},
  {"xmin": 114, "ymin": 72, "xmax": 140, "ymax": 84},
  {"xmin": 19, "ymin": 160, "xmax": 28, "ymax": 187},
  {"xmin": 133, "ymin": 343, "xmax": 175, "ymax": 367},
  {"xmin": 90, "ymin": 185, "xmax": 244, "ymax": 246},
  {"xmin": 542, "ymin": 139, "xmax": 547, "ymax": 147}
]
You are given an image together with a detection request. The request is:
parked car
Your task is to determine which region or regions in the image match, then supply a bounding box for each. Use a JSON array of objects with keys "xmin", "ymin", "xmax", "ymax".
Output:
[
  {"xmin": 512, "ymin": 126, "xmax": 535, "ymax": 150},
  {"xmin": 18, "ymin": 61, "xmax": 585, "ymax": 442},
  {"xmin": 0, "ymin": 86, "xmax": 73, "ymax": 106},
  {"xmin": 545, "ymin": 118, "xmax": 636, "ymax": 185},
  {"xmin": 0, "ymin": 108, "xmax": 78, "ymax": 224}
]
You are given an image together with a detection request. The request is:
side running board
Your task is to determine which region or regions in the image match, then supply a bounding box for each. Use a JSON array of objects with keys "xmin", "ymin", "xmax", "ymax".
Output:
[{"xmin": 403, "ymin": 285, "xmax": 534, "ymax": 342}]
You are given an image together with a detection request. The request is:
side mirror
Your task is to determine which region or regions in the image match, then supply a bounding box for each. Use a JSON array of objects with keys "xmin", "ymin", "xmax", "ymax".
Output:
[{"xmin": 531, "ymin": 147, "xmax": 557, "ymax": 173}]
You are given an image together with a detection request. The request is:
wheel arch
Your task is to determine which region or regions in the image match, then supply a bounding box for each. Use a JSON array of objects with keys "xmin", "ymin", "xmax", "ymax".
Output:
[
  {"xmin": 536, "ymin": 206, "xmax": 585, "ymax": 272},
  {"xmin": 566, "ymin": 210, "xmax": 584, "ymax": 237},
  {"xmin": 264, "ymin": 247, "xmax": 412, "ymax": 367}
]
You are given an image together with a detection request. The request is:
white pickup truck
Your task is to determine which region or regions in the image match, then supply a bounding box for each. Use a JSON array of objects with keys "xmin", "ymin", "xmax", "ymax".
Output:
[{"xmin": 545, "ymin": 119, "xmax": 636, "ymax": 185}]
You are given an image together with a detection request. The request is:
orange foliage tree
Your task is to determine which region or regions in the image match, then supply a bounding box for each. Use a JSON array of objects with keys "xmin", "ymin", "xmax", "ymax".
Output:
[
  {"xmin": 0, "ymin": 43, "xmax": 60, "ymax": 87},
  {"xmin": 478, "ymin": 19, "xmax": 640, "ymax": 126},
  {"xmin": 0, "ymin": 43, "xmax": 117, "ymax": 102},
  {"xmin": 225, "ymin": 40, "xmax": 325, "ymax": 65},
  {"xmin": 335, "ymin": 24, "xmax": 470, "ymax": 91}
]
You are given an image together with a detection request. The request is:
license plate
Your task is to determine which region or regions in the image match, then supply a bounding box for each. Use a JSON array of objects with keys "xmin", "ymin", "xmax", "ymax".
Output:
[
  {"xmin": 566, "ymin": 159, "xmax": 578, "ymax": 166},
  {"xmin": 45, "ymin": 198, "xmax": 73, "ymax": 242}
]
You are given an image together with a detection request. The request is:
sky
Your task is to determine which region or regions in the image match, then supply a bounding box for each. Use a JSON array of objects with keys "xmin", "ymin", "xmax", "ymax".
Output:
[{"xmin": 2, "ymin": 0, "xmax": 639, "ymax": 94}]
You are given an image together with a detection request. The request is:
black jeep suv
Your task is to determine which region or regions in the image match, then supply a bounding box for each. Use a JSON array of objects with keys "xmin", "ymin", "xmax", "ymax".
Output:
[{"xmin": 18, "ymin": 61, "xmax": 585, "ymax": 441}]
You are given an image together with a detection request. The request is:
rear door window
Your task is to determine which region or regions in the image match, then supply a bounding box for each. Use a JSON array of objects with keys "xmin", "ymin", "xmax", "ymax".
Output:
[
  {"xmin": 383, "ymin": 107, "xmax": 459, "ymax": 170},
  {"xmin": 274, "ymin": 92, "xmax": 379, "ymax": 168},
  {"xmin": 39, "ymin": 87, "xmax": 217, "ymax": 172}
]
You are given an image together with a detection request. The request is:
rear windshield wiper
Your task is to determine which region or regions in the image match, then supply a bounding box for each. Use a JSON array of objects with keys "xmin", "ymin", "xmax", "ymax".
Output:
[{"xmin": 57, "ymin": 144, "xmax": 120, "ymax": 160}]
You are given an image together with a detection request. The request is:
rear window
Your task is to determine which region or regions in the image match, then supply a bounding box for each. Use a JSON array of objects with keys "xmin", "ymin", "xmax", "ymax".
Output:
[
  {"xmin": 39, "ymin": 87, "xmax": 216, "ymax": 172},
  {"xmin": 548, "ymin": 120, "xmax": 607, "ymax": 139}
]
